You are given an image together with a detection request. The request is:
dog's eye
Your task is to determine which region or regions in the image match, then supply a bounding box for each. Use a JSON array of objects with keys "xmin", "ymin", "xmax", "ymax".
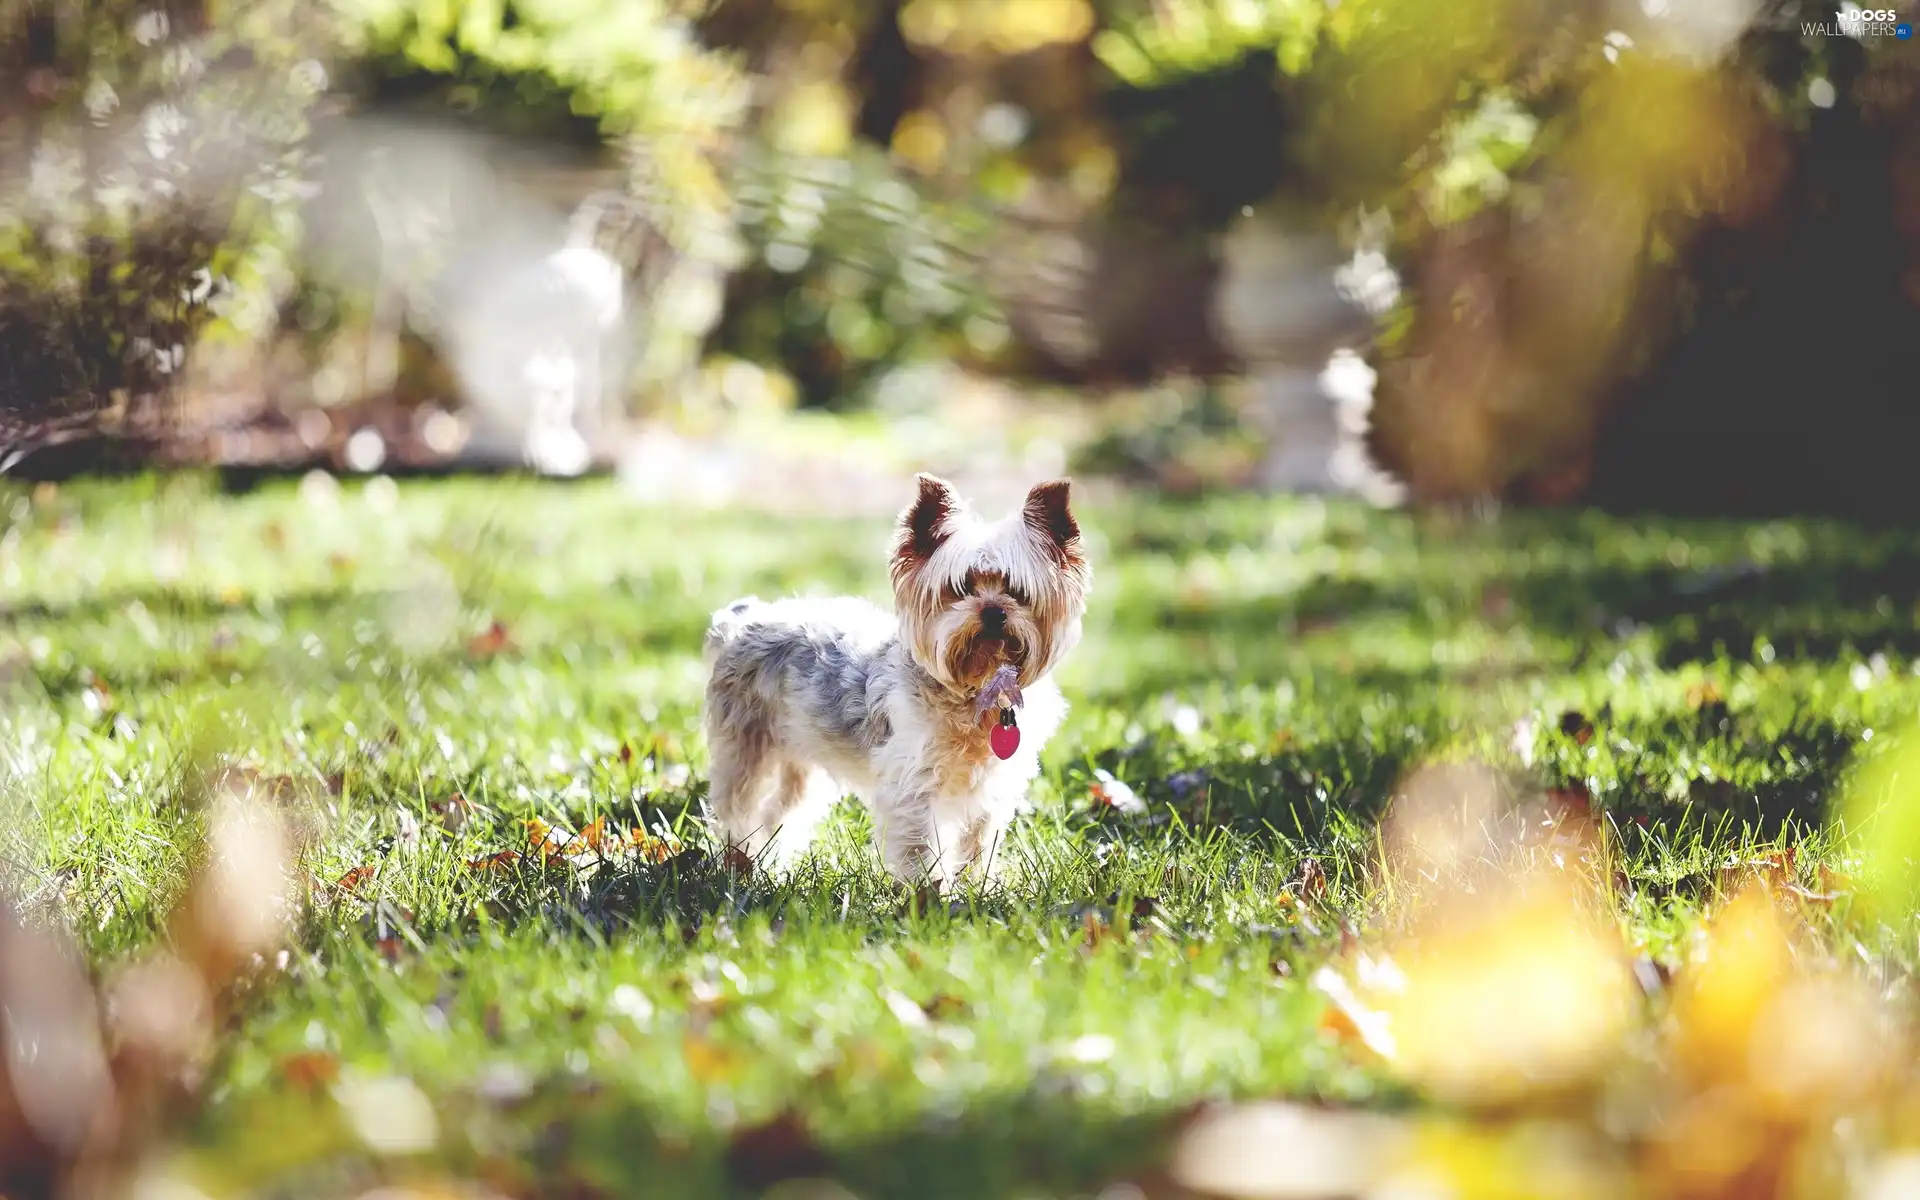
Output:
[{"xmin": 1006, "ymin": 585, "xmax": 1030, "ymax": 607}]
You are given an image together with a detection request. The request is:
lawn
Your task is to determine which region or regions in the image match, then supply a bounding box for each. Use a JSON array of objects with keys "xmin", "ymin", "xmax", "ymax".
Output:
[{"xmin": 4, "ymin": 475, "xmax": 1920, "ymax": 1198}]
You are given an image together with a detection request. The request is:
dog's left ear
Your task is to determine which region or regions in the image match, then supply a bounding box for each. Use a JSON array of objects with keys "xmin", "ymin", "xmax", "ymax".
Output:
[{"xmin": 1023, "ymin": 479, "xmax": 1082, "ymax": 561}]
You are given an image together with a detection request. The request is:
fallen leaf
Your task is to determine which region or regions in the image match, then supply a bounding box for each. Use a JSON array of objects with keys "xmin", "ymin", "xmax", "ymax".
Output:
[
  {"xmin": 1719, "ymin": 849, "xmax": 1796, "ymax": 895},
  {"xmin": 618, "ymin": 741, "xmax": 634, "ymax": 765},
  {"xmin": 1082, "ymin": 911, "xmax": 1114, "ymax": 952},
  {"xmin": 81, "ymin": 673, "xmax": 115, "ymax": 717},
  {"xmin": 882, "ymin": 989, "xmax": 929, "ymax": 1030},
  {"xmin": 336, "ymin": 866, "xmax": 376, "ymax": 893},
  {"xmin": 1313, "ymin": 965, "xmax": 1397, "ymax": 1059},
  {"xmin": 1296, "ymin": 858, "xmax": 1328, "ymax": 902},
  {"xmin": 524, "ymin": 817, "xmax": 567, "ymax": 862},
  {"xmin": 1782, "ymin": 883, "xmax": 1841, "ymax": 907},
  {"xmin": 467, "ymin": 851, "xmax": 520, "ymax": 871},
  {"xmin": 1172, "ymin": 1101, "xmax": 1404, "ymax": 1200},
  {"xmin": 1631, "ymin": 955, "xmax": 1672, "ymax": 997},
  {"xmin": 921, "ymin": 993, "xmax": 969, "ymax": 1020},
  {"xmin": 281, "ymin": 1050, "xmax": 340, "ymax": 1092},
  {"xmin": 1685, "ymin": 680, "xmax": 1725, "ymax": 710},
  {"xmin": 1090, "ymin": 769, "xmax": 1145, "ymax": 815},
  {"xmin": 468, "ymin": 619, "xmax": 515, "ymax": 659},
  {"xmin": 1480, "ymin": 584, "xmax": 1515, "ymax": 622},
  {"xmin": 1558, "ymin": 710, "xmax": 1594, "ymax": 745},
  {"xmin": 376, "ymin": 936, "xmax": 405, "ymax": 962},
  {"xmin": 1546, "ymin": 783, "xmax": 1593, "ymax": 820},
  {"xmin": 434, "ymin": 792, "xmax": 472, "ymax": 831},
  {"xmin": 683, "ymin": 1031, "xmax": 740, "ymax": 1084},
  {"xmin": 725, "ymin": 1109, "xmax": 831, "ymax": 1190},
  {"xmin": 565, "ymin": 817, "xmax": 616, "ymax": 856},
  {"xmin": 630, "ymin": 830, "xmax": 679, "ymax": 863}
]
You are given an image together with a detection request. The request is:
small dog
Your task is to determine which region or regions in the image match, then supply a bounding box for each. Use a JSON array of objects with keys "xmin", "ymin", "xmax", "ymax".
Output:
[{"xmin": 702, "ymin": 474, "xmax": 1091, "ymax": 889}]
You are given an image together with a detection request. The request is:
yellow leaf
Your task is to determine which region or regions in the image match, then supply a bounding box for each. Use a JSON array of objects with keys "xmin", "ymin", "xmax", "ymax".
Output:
[{"xmin": 1671, "ymin": 886, "xmax": 1792, "ymax": 1087}]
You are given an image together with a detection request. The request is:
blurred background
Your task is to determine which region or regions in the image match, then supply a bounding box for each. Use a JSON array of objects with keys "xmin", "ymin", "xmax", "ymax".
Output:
[
  {"xmin": 3, "ymin": 0, "xmax": 1913, "ymax": 515},
  {"xmin": 9, "ymin": 4, "xmax": 1920, "ymax": 1197}
]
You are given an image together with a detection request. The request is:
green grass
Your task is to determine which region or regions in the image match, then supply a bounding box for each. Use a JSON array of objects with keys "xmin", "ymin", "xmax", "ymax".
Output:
[{"xmin": 5, "ymin": 475, "xmax": 1920, "ymax": 1197}]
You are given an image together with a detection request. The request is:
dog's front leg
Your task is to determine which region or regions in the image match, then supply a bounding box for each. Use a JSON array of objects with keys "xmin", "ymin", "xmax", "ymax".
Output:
[{"xmin": 874, "ymin": 789, "xmax": 940, "ymax": 888}]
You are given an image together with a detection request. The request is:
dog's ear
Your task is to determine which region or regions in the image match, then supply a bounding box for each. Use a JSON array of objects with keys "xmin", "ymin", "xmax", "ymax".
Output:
[
  {"xmin": 895, "ymin": 473, "xmax": 960, "ymax": 567},
  {"xmin": 1022, "ymin": 479, "xmax": 1081, "ymax": 563}
]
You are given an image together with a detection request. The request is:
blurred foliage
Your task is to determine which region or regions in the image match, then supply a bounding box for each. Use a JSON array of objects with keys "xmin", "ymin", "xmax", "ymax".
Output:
[
  {"xmin": 1073, "ymin": 380, "xmax": 1264, "ymax": 494},
  {"xmin": 711, "ymin": 146, "xmax": 1003, "ymax": 407},
  {"xmin": 3, "ymin": 0, "xmax": 1915, "ymax": 508},
  {"xmin": 325, "ymin": 0, "xmax": 748, "ymax": 239},
  {"xmin": 0, "ymin": 0, "xmax": 328, "ymax": 448}
]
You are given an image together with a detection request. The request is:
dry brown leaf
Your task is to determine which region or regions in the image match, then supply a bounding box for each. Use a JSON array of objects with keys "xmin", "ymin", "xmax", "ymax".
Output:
[
  {"xmin": 1719, "ymin": 849, "xmax": 1796, "ymax": 896},
  {"xmin": 280, "ymin": 1050, "xmax": 339, "ymax": 1092},
  {"xmin": 1296, "ymin": 857, "xmax": 1328, "ymax": 903},
  {"xmin": 564, "ymin": 817, "xmax": 617, "ymax": 857},
  {"xmin": 1481, "ymin": 584, "xmax": 1515, "ymax": 622},
  {"xmin": 336, "ymin": 866, "xmax": 376, "ymax": 893},
  {"xmin": 523, "ymin": 818, "xmax": 567, "ymax": 862},
  {"xmin": 468, "ymin": 619, "xmax": 515, "ymax": 659},
  {"xmin": 1558, "ymin": 710, "xmax": 1594, "ymax": 745},
  {"xmin": 682, "ymin": 1032, "xmax": 740, "ymax": 1085},
  {"xmin": 1781, "ymin": 883, "xmax": 1840, "ymax": 907},
  {"xmin": 1685, "ymin": 680, "xmax": 1725, "ymax": 710},
  {"xmin": 631, "ymin": 831, "xmax": 679, "ymax": 863},
  {"xmin": 725, "ymin": 1109, "xmax": 831, "ymax": 1190},
  {"xmin": 434, "ymin": 793, "xmax": 472, "ymax": 832},
  {"xmin": 466, "ymin": 851, "xmax": 520, "ymax": 872},
  {"xmin": 921, "ymin": 993, "xmax": 969, "ymax": 1021}
]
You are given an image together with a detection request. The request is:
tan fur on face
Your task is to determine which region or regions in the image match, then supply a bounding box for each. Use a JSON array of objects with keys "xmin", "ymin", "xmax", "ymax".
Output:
[{"xmin": 889, "ymin": 476, "xmax": 1091, "ymax": 694}]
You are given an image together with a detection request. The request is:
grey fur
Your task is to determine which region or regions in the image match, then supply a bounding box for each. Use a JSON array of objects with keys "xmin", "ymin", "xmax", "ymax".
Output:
[{"xmin": 701, "ymin": 478, "xmax": 1090, "ymax": 890}]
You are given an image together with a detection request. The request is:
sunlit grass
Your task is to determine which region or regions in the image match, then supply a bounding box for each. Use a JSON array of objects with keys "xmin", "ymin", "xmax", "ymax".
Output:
[{"xmin": 4, "ymin": 475, "xmax": 1919, "ymax": 1196}]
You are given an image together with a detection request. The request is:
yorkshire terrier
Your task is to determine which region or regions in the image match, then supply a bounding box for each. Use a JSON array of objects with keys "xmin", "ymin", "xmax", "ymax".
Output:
[{"xmin": 702, "ymin": 474, "xmax": 1091, "ymax": 889}]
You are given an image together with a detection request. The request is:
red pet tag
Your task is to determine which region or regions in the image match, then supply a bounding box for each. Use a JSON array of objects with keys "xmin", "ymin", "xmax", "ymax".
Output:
[{"xmin": 989, "ymin": 707, "xmax": 1021, "ymax": 760}]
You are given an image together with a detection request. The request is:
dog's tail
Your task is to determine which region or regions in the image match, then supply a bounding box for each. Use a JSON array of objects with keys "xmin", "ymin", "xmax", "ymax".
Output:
[{"xmin": 703, "ymin": 597, "xmax": 764, "ymax": 665}]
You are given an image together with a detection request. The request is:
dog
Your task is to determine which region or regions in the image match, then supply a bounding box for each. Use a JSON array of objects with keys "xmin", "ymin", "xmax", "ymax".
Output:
[{"xmin": 701, "ymin": 474, "xmax": 1091, "ymax": 889}]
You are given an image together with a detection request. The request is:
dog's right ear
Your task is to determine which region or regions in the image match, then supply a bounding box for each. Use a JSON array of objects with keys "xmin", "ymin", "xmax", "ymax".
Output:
[{"xmin": 895, "ymin": 473, "xmax": 959, "ymax": 567}]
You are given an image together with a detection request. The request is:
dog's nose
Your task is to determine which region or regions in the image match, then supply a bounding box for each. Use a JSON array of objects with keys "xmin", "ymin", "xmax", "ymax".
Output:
[{"xmin": 980, "ymin": 604, "xmax": 1006, "ymax": 634}]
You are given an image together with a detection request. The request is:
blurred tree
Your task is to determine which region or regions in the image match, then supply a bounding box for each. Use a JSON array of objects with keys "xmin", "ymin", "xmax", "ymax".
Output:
[
  {"xmin": 6, "ymin": 0, "xmax": 1914, "ymax": 513},
  {"xmin": 0, "ymin": 0, "xmax": 326, "ymax": 469}
]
